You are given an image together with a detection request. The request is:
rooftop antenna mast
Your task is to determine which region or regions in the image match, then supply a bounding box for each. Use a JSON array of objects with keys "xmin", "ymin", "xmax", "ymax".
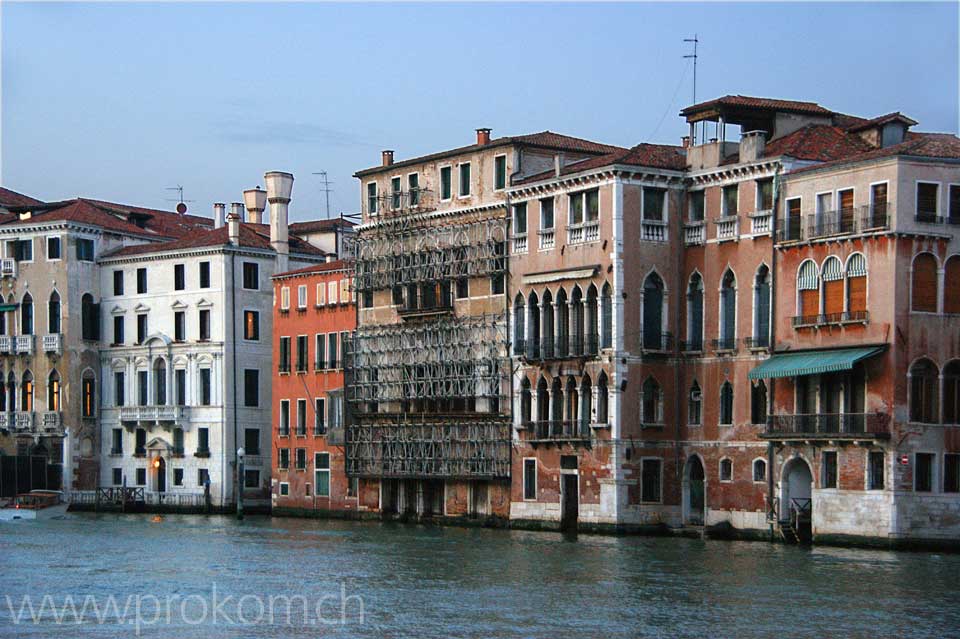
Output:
[
  {"xmin": 165, "ymin": 185, "xmax": 194, "ymax": 214},
  {"xmin": 683, "ymin": 34, "xmax": 699, "ymax": 142},
  {"xmin": 312, "ymin": 171, "xmax": 333, "ymax": 219}
]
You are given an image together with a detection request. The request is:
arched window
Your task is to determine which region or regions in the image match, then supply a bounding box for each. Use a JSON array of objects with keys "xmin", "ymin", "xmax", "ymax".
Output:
[
  {"xmin": 527, "ymin": 292, "xmax": 540, "ymax": 359},
  {"xmin": 797, "ymin": 259, "xmax": 819, "ymax": 321},
  {"xmin": 542, "ymin": 290, "xmax": 554, "ymax": 358},
  {"xmin": 48, "ymin": 291, "xmax": 61, "ymax": 334},
  {"xmin": 0, "ymin": 378, "xmax": 5, "ymax": 412},
  {"xmin": 753, "ymin": 265, "xmax": 770, "ymax": 346},
  {"xmin": 688, "ymin": 381, "xmax": 702, "ymax": 425},
  {"xmin": 154, "ymin": 359, "xmax": 166, "ymax": 405},
  {"xmin": 555, "ymin": 288, "xmax": 569, "ymax": 358},
  {"xmin": 643, "ymin": 272, "xmax": 665, "ymax": 350},
  {"xmin": 6, "ymin": 371, "xmax": 15, "ymax": 411},
  {"xmin": 565, "ymin": 376, "xmax": 579, "ymax": 428},
  {"xmin": 642, "ymin": 377, "xmax": 661, "ymax": 425},
  {"xmin": 720, "ymin": 381, "xmax": 734, "ymax": 425},
  {"xmin": 585, "ymin": 285, "xmax": 599, "ymax": 354},
  {"xmin": 21, "ymin": 370, "xmax": 33, "ymax": 412},
  {"xmin": 909, "ymin": 358, "xmax": 939, "ymax": 423},
  {"xmin": 822, "ymin": 256, "xmax": 844, "ymax": 319},
  {"xmin": 596, "ymin": 372, "xmax": 608, "ymax": 425},
  {"xmin": 570, "ymin": 286, "xmax": 584, "ymax": 356},
  {"xmin": 81, "ymin": 293, "xmax": 100, "ymax": 340},
  {"xmin": 536, "ymin": 377, "xmax": 549, "ymax": 424},
  {"xmin": 945, "ymin": 256, "xmax": 960, "ymax": 315},
  {"xmin": 550, "ymin": 377, "xmax": 563, "ymax": 433},
  {"xmin": 944, "ymin": 361, "xmax": 960, "ymax": 425},
  {"xmin": 82, "ymin": 372, "xmax": 96, "ymax": 418},
  {"xmin": 719, "ymin": 270, "xmax": 736, "ymax": 347},
  {"xmin": 520, "ymin": 378, "xmax": 532, "ymax": 425},
  {"xmin": 580, "ymin": 374, "xmax": 592, "ymax": 434},
  {"xmin": 686, "ymin": 273, "xmax": 703, "ymax": 351},
  {"xmin": 753, "ymin": 459, "xmax": 767, "ymax": 482},
  {"xmin": 512, "ymin": 294, "xmax": 525, "ymax": 355},
  {"xmin": 846, "ymin": 253, "xmax": 868, "ymax": 318},
  {"xmin": 750, "ymin": 380, "xmax": 767, "ymax": 425},
  {"xmin": 47, "ymin": 370, "xmax": 60, "ymax": 412},
  {"xmin": 911, "ymin": 253, "xmax": 938, "ymax": 312},
  {"xmin": 719, "ymin": 458, "xmax": 733, "ymax": 481},
  {"xmin": 600, "ymin": 283, "xmax": 612, "ymax": 349},
  {"xmin": 20, "ymin": 293, "xmax": 33, "ymax": 335}
]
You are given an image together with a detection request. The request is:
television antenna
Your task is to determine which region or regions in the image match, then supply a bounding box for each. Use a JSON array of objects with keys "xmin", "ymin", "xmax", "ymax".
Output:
[
  {"xmin": 312, "ymin": 171, "xmax": 333, "ymax": 219},
  {"xmin": 165, "ymin": 185, "xmax": 195, "ymax": 214},
  {"xmin": 683, "ymin": 34, "xmax": 700, "ymax": 142}
]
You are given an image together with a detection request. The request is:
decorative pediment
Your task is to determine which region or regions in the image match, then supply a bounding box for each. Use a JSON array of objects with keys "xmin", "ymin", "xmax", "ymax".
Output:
[
  {"xmin": 170, "ymin": 300, "xmax": 188, "ymax": 310},
  {"xmin": 146, "ymin": 437, "xmax": 171, "ymax": 452},
  {"xmin": 134, "ymin": 303, "xmax": 150, "ymax": 313},
  {"xmin": 196, "ymin": 298, "xmax": 214, "ymax": 309},
  {"xmin": 110, "ymin": 305, "xmax": 126, "ymax": 315}
]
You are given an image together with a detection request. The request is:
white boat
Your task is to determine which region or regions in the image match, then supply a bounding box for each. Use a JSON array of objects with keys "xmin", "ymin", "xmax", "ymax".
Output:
[{"xmin": 0, "ymin": 490, "xmax": 69, "ymax": 521}]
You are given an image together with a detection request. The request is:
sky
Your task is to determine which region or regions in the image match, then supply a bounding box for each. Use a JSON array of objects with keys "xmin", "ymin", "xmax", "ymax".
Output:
[{"xmin": 2, "ymin": 2, "xmax": 958, "ymax": 222}]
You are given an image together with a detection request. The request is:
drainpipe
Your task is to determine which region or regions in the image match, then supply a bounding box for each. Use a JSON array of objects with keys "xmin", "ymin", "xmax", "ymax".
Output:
[
  {"xmin": 673, "ymin": 185, "xmax": 683, "ymax": 489},
  {"xmin": 230, "ymin": 250, "xmax": 239, "ymax": 511},
  {"xmin": 767, "ymin": 164, "xmax": 782, "ymax": 537}
]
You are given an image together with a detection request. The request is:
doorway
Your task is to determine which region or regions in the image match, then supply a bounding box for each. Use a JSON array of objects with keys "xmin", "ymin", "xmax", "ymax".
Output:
[
  {"xmin": 683, "ymin": 456, "xmax": 705, "ymax": 525},
  {"xmin": 780, "ymin": 457, "xmax": 813, "ymax": 525},
  {"xmin": 155, "ymin": 457, "xmax": 166, "ymax": 493},
  {"xmin": 561, "ymin": 474, "xmax": 578, "ymax": 531}
]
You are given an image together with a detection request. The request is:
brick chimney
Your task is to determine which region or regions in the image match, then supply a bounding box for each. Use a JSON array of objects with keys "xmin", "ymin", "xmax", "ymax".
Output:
[
  {"xmin": 476, "ymin": 128, "xmax": 492, "ymax": 146},
  {"xmin": 382, "ymin": 150, "xmax": 394, "ymax": 166}
]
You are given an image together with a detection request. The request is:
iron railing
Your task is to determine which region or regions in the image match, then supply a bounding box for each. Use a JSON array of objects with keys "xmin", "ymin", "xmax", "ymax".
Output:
[
  {"xmin": 793, "ymin": 311, "xmax": 870, "ymax": 328},
  {"xmin": 778, "ymin": 205, "xmax": 891, "ymax": 242},
  {"xmin": 526, "ymin": 420, "xmax": 591, "ymax": 440},
  {"xmin": 766, "ymin": 412, "xmax": 891, "ymax": 437},
  {"xmin": 641, "ymin": 331, "xmax": 674, "ymax": 352},
  {"xmin": 712, "ymin": 337, "xmax": 738, "ymax": 352},
  {"xmin": 744, "ymin": 335, "xmax": 770, "ymax": 349}
]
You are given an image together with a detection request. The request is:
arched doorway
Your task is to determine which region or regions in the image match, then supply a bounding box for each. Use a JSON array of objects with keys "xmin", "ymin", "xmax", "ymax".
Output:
[
  {"xmin": 154, "ymin": 457, "xmax": 167, "ymax": 493},
  {"xmin": 683, "ymin": 456, "xmax": 705, "ymax": 525},
  {"xmin": 780, "ymin": 457, "xmax": 812, "ymax": 532}
]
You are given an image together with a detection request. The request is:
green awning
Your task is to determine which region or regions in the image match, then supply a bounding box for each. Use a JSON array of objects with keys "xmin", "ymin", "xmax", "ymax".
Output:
[
  {"xmin": 748, "ymin": 346, "xmax": 884, "ymax": 380},
  {"xmin": 0, "ymin": 304, "xmax": 17, "ymax": 312}
]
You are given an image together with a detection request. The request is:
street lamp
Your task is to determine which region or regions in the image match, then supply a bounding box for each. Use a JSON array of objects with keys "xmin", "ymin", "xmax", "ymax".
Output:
[{"xmin": 236, "ymin": 447, "xmax": 245, "ymax": 521}]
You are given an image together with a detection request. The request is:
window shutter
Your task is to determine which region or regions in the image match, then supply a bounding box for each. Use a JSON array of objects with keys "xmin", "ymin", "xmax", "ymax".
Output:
[
  {"xmin": 800, "ymin": 289, "xmax": 819, "ymax": 317},
  {"xmin": 722, "ymin": 288, "xmax": 736, "ymax": 340},
  {"xmin": 912, "ymin": 254, "xmax": 938, "ymax": 312},
  {"xmin": 848, "ymin": 276, "xmax": 867, "ymax": 314},
  {"xmin": 824, "ymin": 280, "xmax": 844, "ymax": 315},
  {"xmin": 946, "ymin": 257, "xmax": 960, "ymax": 314},
  {"xmin": 756, "ymin": 283, "xmax": 770, "ymax": 338}
]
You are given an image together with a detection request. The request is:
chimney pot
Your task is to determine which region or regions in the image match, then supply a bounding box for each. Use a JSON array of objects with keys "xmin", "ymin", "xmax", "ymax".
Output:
[
  {"xmin": 226, "ymin": 210, "xmax": 241, "ymax": 245},
  {"xmin": 681, "ymin": 136, "xmax": 690, "ymax": 148},
  {"xmin": 265, "ymin": 171, "xmax": 293, "ymax": 273},
  {"xmin": 243, "ymin": 187, "xmax": 267, "ymax": 224},
  {"xmin": 382, "ymin": 150, "xmax": 394, "ymax": 166},
  {"xmin": 213, "ymin": 202, "xmax": 226, "ymax": 229},
  {"xmin": 476, "ymin": 128, "xmax": 492, "ymax": 146}
]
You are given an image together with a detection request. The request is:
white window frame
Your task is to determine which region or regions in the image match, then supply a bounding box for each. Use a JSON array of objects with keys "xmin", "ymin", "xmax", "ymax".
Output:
[
  {"xmin": 314, "ymin": 452, "xmax": 331, "ymax": 497},
  {"xmin": 439, "ymin": 165, "xmax": 453, "ymax": 202},
  {"xmin": 457, "ymin": 162, "xmax": 471, "ymax": 199},
  {"xmin": 641, "ymin": 186, "xmax": 669, "ymax": 222},
  {"xmin": 752, "ymin": 457, "xmax": 767, "ymax": 483},
  {"xmin": 914, "ymin": 451, "xmax": 938, "ymax": 493},
  {"xmin": 46, "ymin": 235, "xmax": 62, "ymax": 262},
  {"xmin": 719, "ymin": 457, "xmax": 733, "ymax": 483},
  {"xmin": 366, "ymin": 182, "xmax": 378, "ymax": 216},
  {"xmin": 720, "ymin": 184, "xmax": 738, "ymax": 218},
  {"xmin": 522, "ymin": 457, "xmax": 537, "ymax": 501},
  {"xmin": 242, "ymin": 308, "xmax": 260, "ymax": 342},
  {"xmin": 242, "ymin": 262, "xmax": 260, "ymax": 291},
  {"xmin": 315, "ymin": 333, "xmax": 325, "ymax": 369},
  {"xmin": 339, "ymin": 279, "xmax": 349, "ymax": 304},
  {"xmin": 915, "ymin": 180, "xmax": 941, "ymax": 220},
  {"xmin": 390, "ymin": 175, "xmax": 402, "ymax": 210},
  {"xmin": 297, "ymin": 284, "xmax": 308, "ymax": 309},
  {"xmin": 407, "ymin": 172, "xmax": 421, "ymax": 207},
  {"xmin": 279, "ymin": 399, "xmax": 290, "ymax": 436},
  {"xmin": 315, "ymin": 282, "xmax": 326, "ymax": 307},
  {"xmin": 280, "ymin": 286, "xmax": 290, "ymax": 311},
  {"xmin": 279, "ymin": 482, "xmax": 289, "ymax": 496},
  {"xmin": 815, "ymin": 190, "xmax": 833, "ymax": 216},
  {"xmin": 493, "ymin": 154, "xmax": 507, "ymax": 191},
  {"xmin": 327, "ymin": 281, "xmax": 338, "ymax": 305}
]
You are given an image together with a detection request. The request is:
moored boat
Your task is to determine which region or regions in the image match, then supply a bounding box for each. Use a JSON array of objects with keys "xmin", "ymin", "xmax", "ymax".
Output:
[{"xmin": 0, "ymin": 490, "xmax": 69, "ymax": 521}]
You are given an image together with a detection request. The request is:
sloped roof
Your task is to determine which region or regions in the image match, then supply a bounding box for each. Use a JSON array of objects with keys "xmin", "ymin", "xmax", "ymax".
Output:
[
  {"xmin": 0, "ymin": 199, "xmax": 167, "ymax": 236},
  {"xmin": 845, "ymin": 112, "xmax": 918, "ymax": 132},
  {"xmin": 517, "ymin": 142, "xmax": 686, "ymax": 184},
  {"xmin": 81, "ymin": 198, "xmax": 213, "ymax": 238},
  {"xmin": 354, "ymin": 131, "xmax": 625, "ymax": 177},
  {"xmin": 0, "ymin": 187, "xmax": 42, "ymax": 208},
  {"xmin": 790, "ymin": 131, "xmax": 960, "ymax": 175},
  {"xmin": 680, "ymin": 95, "xmax": 834, "ymax": 117},
  {"xmin": 289, "ymin": 218, "xmax": 356, "ymax": 233},
  {"xmin": 101, "ymin": 222, "xmax": 325, "ymax": 259},
  {"xmin": 764, "ymin": 125, "xmax": 874, "ymax": 162},
  {"xmin": 274, "ymin": 260, "xmax": 349, "ymax": 279}
]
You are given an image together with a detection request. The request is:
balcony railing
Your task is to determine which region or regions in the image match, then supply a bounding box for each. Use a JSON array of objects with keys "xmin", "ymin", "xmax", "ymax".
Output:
[
  {"xmin": 278, "ymin": 361, "xmax": 291, "ymax": 373},
  {"xmin": 14, "ymin": 335, "xmax": 33, "ymax": 355},
  {"xmin": 120, "ymin": 405, "xmax": 187, "ymax": 423},
  {"xmin": 567, "ymin": 221, "xmax": 600, "ymax": 244},
  {"xmin": 765, "ymin": 413, "xmax": 891, "ymax": 439},
  {"xmin": 640, "ymin": 331, "xmax": 674, "ymax": 352},
  {"xmin": 715, "ymin": 216, "xmax": 740, "ymax": 241},
  {"xmin": 43, "ymin": 334, "xmax": 62, "ymax": 354},
  {"xmin": 744, "ymin": 335, "xmax": 770, "ymax": 349},
  {"xmin": 526, "ymin": 420, "xmax": 591, "ymax": 441},
  {"xmin": 538, "ymin": 229, "xmax": 555, "ymax": 250},
  {"xmin": 793, "ymin": 311, "xmax": 870, "ymax": 328},
  {"xmin": 680, "ymin": 338, "xmax": 703, "ymax": 353},
  {"xmin": 1, "ymin": 258, "xmax": 16, "ymax": 278},
  {"xmin": 750, "ymin": 210, "xmax": 773, "ymax": 235},
  {"xmin": 641, "ymin": 220, "xmax": 667, "ymax": 243},
  {"xmin": 397, "ymin": 297, "xmax": 454, "ymax": 318},
  {"xmin": 683, "ymin": 222, "xmax": 705, "ymax": 246},
  {"xmin": 0, "ymin": 336, "xmax": 10, "ymax": 353},
  {"xmin": 778, "ymin": 205, "xmax": 891, "ymax": 243},
  {"xmin": 512, "ymin": 234, "xmax": 528, "ymax": 254},
  {"xmin": 712, "ymin": 337, "xmax": 738, "ymax": 353},
  {"xmin": 41, "ymin": 412, "xmax": 61, "ymax": 431},
  {"xmin": 13, "ymin": 411, "xmax": 34, "ymax": 432}
]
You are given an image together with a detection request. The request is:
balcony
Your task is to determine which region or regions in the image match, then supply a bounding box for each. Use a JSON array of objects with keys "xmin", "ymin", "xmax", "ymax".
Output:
[
  {"xmin": 14, "ymin": 335, "xmax": 33, "ymax": 355},
  {"xmin": 525, "ymin": 420, "xmax": 591, "ymax": 444},
  {"xmin": 715, "ymin": 216, "xmax": 740, "ymax": 242},
  {"xmin": 762, "ymin": 413, "xmax": 891, "ymax": 441},
  {"xmin": 512, "ymin": 234, "xmax": 528, "ymax": 254},
  {"xmin": 397, "ymin": 298, "xmax": 453, "ymax": 320},
  {"xmin": 120, "ymin": 405, "xmax": 188, "ymax": 425},
  {"xmin": 744, "ymin": 335, "xmax": 770, "ymax": 350},
  {"xmin": 41, "ymin": 411, "xmax": 61, "ymax": 433},
  {"xmin": 680, "ymin": 339, "xmax": 703, "ymax": 353},
  {"xmin": 538, "ymin": 229, "xmax": 555, "ymax": 250},
  {"xmin": 640, "ymin": 331, "xmax": 674, "ymax": 353},
  {"xmin": 641, "ymin": 220, "xmax": 667, "ymax": 243},
  {"xmin": 792, "ymin": 311, "xmax": 870, "ymax": 329},
  {"xmin": 13, "ymin": 411, "xmax": 34, "ymax": 433},
  {"xmin": 567, "ymin": 221, "xmax": 600, "ymax": 244},
  {"xmin": 0, "ymin": 336, "xmax": 10, "ymax": 354},
  {"xmin": 712, "ymin": 337, "xmax": 738, "ymax": 353},
  {"xmin": 683, "ymin": 222, "xmax": 705, "ymax": 246},
  {"xmin": 778, "ymin": 205, "xmax": 891, "ymax": 243},
  {"xmin": 42, "ymin": 334, "xmax": 62, "ymax": 355},
  {"xmin": 1, "ymin": 258, "xmax": 16, "ymax": 278},
  {"xmin": 750, "ymin": 210, "xmax": 773, "ymax": 235}
]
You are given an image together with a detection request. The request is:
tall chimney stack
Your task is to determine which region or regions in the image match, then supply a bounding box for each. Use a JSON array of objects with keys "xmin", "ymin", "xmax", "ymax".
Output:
[
  {"xmin": 243, "ymin": 187, "xmax": 267, "ymax": 225},
  {"xmin": 226, "ymin": 206, "xmax": 241, "ymax": 245},
  {"xmin": 265, "ymin": 170, "xmax": 293, "ymax": 272},
  {"xmin": 476, "ymin": 128, "xmax": 492, "ymax": 146},
  {"xmin": 382, "ymin": 150, "xmax": 394, "ymax": 166},
  {"xmin": 213, "ymin": 202, "xmax": 226, "ymax": 229}
]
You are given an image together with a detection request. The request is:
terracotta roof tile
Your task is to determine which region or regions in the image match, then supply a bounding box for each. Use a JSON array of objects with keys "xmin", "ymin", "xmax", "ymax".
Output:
[
  {"xmin": 790, "ymin": 132, "xmax": 960, "ymax": 175},
  {"xmin": 274, "ymin": 260, "xmax": 349, "ymax": 279},
  {"xmin": 101, "ymin": 221, "xmax": 325, "ymax": 258},
  {"xmin": 845, "ymin": 112, "xmax": 917, "ymax": 132},
  {"xmin": 0, "ymin": 187, "xmax": 42, "ymax": 208},
  {"xmin": 517, "ymin": 142, "xmax": 686, "ymax": 184},
  {"xmin": 289, "ymin": 218, "xmax": 356, "ymax": 233},
  {"xmin": 0, "ymin": 200, "xmax": 168, "ymax": 236},
  {"xmin": 764, "ymin": 125, "xmax": 873, "ymax": 162},
  {"xmin": 681, "ymin": 95, "xmax": 834, "ymax": 117}
]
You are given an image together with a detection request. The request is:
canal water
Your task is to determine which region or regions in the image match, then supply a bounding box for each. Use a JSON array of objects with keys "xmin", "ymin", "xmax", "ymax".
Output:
[{"xmin": 1, "ymin": 514, "xmax": 958, "ymax": 638}]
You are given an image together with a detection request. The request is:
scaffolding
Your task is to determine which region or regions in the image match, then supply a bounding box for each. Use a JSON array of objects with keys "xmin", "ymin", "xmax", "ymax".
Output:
[{"xmin": 345, "ymin": 199, "xmax": 511, "ymax": 480}]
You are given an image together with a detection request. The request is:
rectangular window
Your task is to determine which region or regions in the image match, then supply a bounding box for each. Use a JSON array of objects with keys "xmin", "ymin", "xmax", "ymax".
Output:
[
  {"xmin": 490, "ymin": 241, "xmax": 505, "ymax": 295},
  {"xmin": 328, "ymin": 391, "xmax": 343, "ymax": 428},
  {"xmin": 296, "ymin": 335, "xmax": 308, "ymax": 373},
  {"xmin": 279, "ymin": 449, "xmax": 289, "ymax": 470},
  {"xmin": 112, "ymin": 468, "xmax": 123, "ymax": 486},
  {"xmin": 82, "ymin": 377, "xmax": 95, "ymax": 417},
  {"xmin": 174, "ymin": 264, "xmax": 185, "ymax": 291},
  {"xmin": 917, "ymin": 182, "xmax": 939, "ymax": 220},
  {"xmin": 362, "ymin": 289, "xmax": 373, "ymax": 309},
  {"xmin": 113, "ymin": 316, "xmax": 124, "ymax": 345},
  {"xmin": 174, "ymin": 469, "xmax": 184, "ymax": 486},
  {"xmin": 279, "ymin": 336, "xmax": 291, "ymax": 372},
  {"xmin": 113, "ymin": 270, "xmax": 124, "ymax": 296},
  {"xmin": 244, "ymin": 428, "xmax": 260, "ymax": 456},
  {"xmin": 280, "ymin": 286, "xmax": 290, "ymax": 310},
  {"xmin": 327, "ymin": 281, "xmax": 337, "ymax": 305},
  {"xmin": 279, "ymin": 482, "xmax": 289, "ymax": 496},
  {"xmin": 136, "ymin": 268, "xmax": 147, "ymax": 294},
  {"xmin": 198, "ymin": 468, "xmax": 210, "ymax": 487},
  {"xmin": 868, "ymin": 451, "xmax": 885, "ymax": 490},
  {"xmin": 243, "ymin": 262, "xmax": 259, "ymax": 290},
  {"xmin": 523, "ymin": 459, "xmax": 536, "ymax": 499},
  {"xmin": 175, "ymin": 369, "xmax": 186, "ymax": 406},
  {"xmin": 316, "ymin": 282, "xmax": 326, "ymax": 306},
  {"xmin": 16, "ymin": 239, "xmax": 32, "ymax": 261},
  {"xmin": 328, "ymin": 333, "xmax": 338, "ymax": 369},
  {"xmin": 114, "ymin": 372, "xmax": 125, "ymax": 407},
  {"xmin": 199, "ymin": 309, "xmax": 210, "ymax": 341},
  {"xmin": 513, "ymin": 203, "xmax": 527, "ymax": 234},
  {"xmin": 756, "ymin": 179, "xmax": 774, "ymax": 211},
  {"xmin": 135, "ymin": 428, "xmax": 146, "ymax": 455},
  {"xmin": 76, "ymin": 238, "xmax": 94, "ymax": 261},
  {"xmin": 136, "ymin": 468, "xmax": 146, "ymax": 486},
  {"xmin": 540, "ymin": 197, "xmax": 554, "ymax": 229},
  {"xmin": 315, "ymin": 334, "xmax": 325, "ymax": 369},
  {"xmin": 641, "ymin": 458, "xmax": 662, "ymax": 503},
  {"xmin": 408, "ymin": 173, "xmax": 420, "ymax": 206},
  {"xmin": 297, "ymin": 285, "xmax": 307, "ymax": 309},
  {"xmin": 915, "ymin": 453, "xmax": 934, "ymax": 492},
  {"xmin": 348, "ymin": 477, "xmax": 358, "ymax": 498},
  {"xmin": 296, "ymin": 399, "xmax": 307, "ymax": 436},
  {"xmin": 200, "ymin": 261, "xmax": 210, "ymax": 288},
  {"xmin": 315, "ymin": 452, "xmax": 330, "ymax": 496},
  {"xmin": 137, "ymin": 314, "xmax": 147, "ymax": 344},
  {"xmin": 642, "ymin": 187, "xmax": 666, "ymax": 221},
  {"xmin": 340, "ymin": 332, "xmax": 350, "ymax": 369},
  {"xmin": 944, "ymin": 453, "xmax": 960, "ymax": 493},
  {"xmin": 314, "ymin": 397, "xmax": 326, "ymax": 434},
  {"xmin": 174, "ymin": 311, "xmax": 185, "ymax": 342},
  {"xmin": 456, "ymin": 278, "xmax": 469, "ymax": 299},
  {"xmin": 47, "ymin": 236, "xmax": 61, "ymax": 260},
  {"xmin": 244, "ymin": 470, "xmax": 260, "ymax": 489},
  {"xmin": 244, "ymin": 310, "xmax": 259, "ymax": 341},
  {"xmin": 138, "ymin": 371, "xmax": 148, "ymax": 406},
  {"xmin": 367, "ymin": 182, "xmax": 378, "ymax": 215},
  {"xmin": 722, "ymin": 185, "xmax": 738, "ymax": 217},
  {"xmin": 459, "ymin": 163, "xmax": 471, "ymax": 196},
  {"xmin": 111, "ymin": 428, "xmax": 123, "ymax": 454},
  {"xmin": 279, "ymin": 400, "xmax": 290, "ymax": 436},
  {"xmin": 949, "ymin": 184, "xmax": 960, "ymax": 222},
  {"xmin": 199, "ymin": 369, "xmax": 211, "ymax": 406},
  {"xmin": 440, "ymin": 166, "xmax": 452, "ymax": 200},
  {"xmin": 197, "ymin": 428, "xmax": 209, "ymax": 453},
  {"xmin": 569, "ymin": 192, "xmax": 583, "ymax": 225},
  {"xmin": 494, "ymin": 155, "xmax": 507, "ymax": 190},
  {"xmin": 822, "ymin": 451, "xmax": 838, "ymax": 489},
  {"xmin": 244, "ymin": 369, "xmax": 259, "ymax": 407},
  {"xmin": 688, "ymin": 191, "xmax": 705, "ymax": 221},
  {"xmin": 391, "ymin": 176, "xmax": 402, "ymax": 209},
  {"xmin": 295, "ymin": 447, "xmax": 306, "ymax": 470}
]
